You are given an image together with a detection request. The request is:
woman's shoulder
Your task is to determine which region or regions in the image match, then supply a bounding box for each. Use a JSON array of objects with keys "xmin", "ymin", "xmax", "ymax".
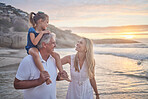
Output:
[
  {"xmin": 71, "ymin": 54, "xmax": 75, "ymax": 57},
  {"xmin": 70, "ymin": 54, "xmax": 76, "ymax": 61},
  {"xmin": 64, "ymin": 54, "xmax": 75, "ymax": 63}
]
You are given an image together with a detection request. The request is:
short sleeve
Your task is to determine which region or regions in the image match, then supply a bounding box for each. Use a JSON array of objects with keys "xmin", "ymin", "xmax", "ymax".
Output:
[
  {"xmin": 28, "ymin": 27, "xmax": 35, "ymax": 34},
  {"xmin": 16, "ymin": 56, "xmax": 31, "ymax": 80}
]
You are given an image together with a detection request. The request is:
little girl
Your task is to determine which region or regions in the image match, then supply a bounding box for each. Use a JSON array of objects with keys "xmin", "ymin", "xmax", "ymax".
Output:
[{"xmin": 25, "ymin": 11, "xmax": 69, "ymax": 84}]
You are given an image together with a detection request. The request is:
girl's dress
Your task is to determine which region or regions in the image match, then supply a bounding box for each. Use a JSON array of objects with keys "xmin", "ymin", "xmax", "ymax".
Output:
[
  {"xmin": 66, "ymin": 55, "xmax": 93, "ymax": 99},
  {"xmin": 25, "ymin": 27, "xmax": 39, "ymax": 54}
]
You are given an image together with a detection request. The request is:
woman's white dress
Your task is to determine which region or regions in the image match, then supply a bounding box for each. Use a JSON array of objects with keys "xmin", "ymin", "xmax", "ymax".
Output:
[{"xmin": 66, "ymin": 55, "xmax": 93, "ymax": 99}]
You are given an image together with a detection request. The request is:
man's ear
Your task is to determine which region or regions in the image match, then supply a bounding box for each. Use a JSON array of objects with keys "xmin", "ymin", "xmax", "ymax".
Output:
[{"xmin": 42, "ymin": 42, "xmax": 46, "ymax": 48}]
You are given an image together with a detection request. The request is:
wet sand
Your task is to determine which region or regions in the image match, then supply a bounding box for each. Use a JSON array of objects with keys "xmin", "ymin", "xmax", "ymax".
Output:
[{"xmin": 0, "ymin": 48, "xmax": 148, "ymax": 99}]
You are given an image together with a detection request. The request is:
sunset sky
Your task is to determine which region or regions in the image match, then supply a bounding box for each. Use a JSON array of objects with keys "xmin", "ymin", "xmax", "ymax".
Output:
[{"xmin": 1, "ymin": 0, "xmax": 148, "ymax": 27}]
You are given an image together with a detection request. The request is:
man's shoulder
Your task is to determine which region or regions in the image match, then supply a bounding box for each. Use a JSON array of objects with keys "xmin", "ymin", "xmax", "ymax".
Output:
[
  {"xmin": 21, "ymin": 55, "xmax": 34, "ymax": 64},
  {"xmin": 23, "ymin": 55, "xmax": 33, "ymax": 60},
  {"xmin": 18, "ymin": 55, "xmax": 36, "ymax": 70}
]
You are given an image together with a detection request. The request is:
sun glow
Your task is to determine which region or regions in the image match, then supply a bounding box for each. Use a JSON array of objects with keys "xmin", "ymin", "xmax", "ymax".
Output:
[
  {"xmin": 74, "ymin": 32, "xmax": 148, "ymax": 40},
  {"xmin": 122, "ymin": 35, "xmax": 134, "ymax": 39}
]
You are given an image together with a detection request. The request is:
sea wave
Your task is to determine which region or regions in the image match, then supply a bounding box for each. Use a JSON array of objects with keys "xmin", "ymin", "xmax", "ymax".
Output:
[
  {"xmin": 94, "ymin": 43, "xmax": 148, "ymax": 48},
  {"xmin": 113, "ymin": 71, "xmax": 148, "ymax": 79},
  {"xmin": 94, "ymin": 42, "xmax": 148, "ymax": 62},
  {"xmin": 95, "ymin": 51, "xmax": 148, "ymax": 61}
]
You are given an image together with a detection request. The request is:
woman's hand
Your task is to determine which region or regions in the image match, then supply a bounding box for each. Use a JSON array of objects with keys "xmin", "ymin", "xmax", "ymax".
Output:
[{"xmin": 57, "ymin": 70, "xmax": 71, "ymax": 82}]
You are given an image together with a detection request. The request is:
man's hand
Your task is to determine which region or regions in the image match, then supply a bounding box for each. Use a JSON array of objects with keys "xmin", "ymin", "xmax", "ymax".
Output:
[
  {"xmin": 57, "ymin": 70, "xmax": 71, "ymax": 82},
  {"xmin": 38, "ymin": 71, "xmax": 52, "ymax": 85}
]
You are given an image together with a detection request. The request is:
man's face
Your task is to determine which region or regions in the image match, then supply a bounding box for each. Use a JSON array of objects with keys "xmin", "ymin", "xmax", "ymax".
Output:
[{"xmin": 46, "ymin": 38, "xmax": 56, "ymax": 53}]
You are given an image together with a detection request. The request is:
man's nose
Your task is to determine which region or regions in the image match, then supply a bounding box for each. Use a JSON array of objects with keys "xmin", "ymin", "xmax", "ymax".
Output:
[{"xmin": 54, "ymin": 43, "xmax": 56, "ymax": 47}]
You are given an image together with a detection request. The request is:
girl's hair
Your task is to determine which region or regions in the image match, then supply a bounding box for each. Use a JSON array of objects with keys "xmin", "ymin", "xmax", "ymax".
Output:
[
  {"xmin": 29, "ymin": 12, "xmax": 49, "ymax": 28},
  {"xmin": 74, "ymin": 37, "xmax": 95, "ymax": 79}
]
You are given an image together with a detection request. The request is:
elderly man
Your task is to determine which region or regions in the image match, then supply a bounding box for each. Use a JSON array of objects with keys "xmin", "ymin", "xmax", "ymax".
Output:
[{"xmin": 14, "ymin": 33, "xmax": 67, "ymax": 99}]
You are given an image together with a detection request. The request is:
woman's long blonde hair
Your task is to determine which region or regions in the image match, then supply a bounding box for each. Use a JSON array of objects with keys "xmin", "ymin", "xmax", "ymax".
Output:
[{"xmin": 74, "ymin": 37, "xmax": 95, "ymax": 79}]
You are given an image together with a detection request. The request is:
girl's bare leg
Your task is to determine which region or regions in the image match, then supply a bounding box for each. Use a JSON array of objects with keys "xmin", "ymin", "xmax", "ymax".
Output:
[
  {"xmin": 51, "ymin": 52, "xmax": 71, "ymax": 82},
  {"xmin": 29, "ymin": 48, "xmax": 51, "ymax": 84}
]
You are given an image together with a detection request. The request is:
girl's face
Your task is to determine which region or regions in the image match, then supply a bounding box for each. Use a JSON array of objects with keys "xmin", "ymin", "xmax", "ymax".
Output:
[
  {"xmin": 41, "ymin": 17, "xmax": 49, "ymax": 30},
  {"xmin": 75, "ymin": 38, "xmax": 86, "ymax": 52}
]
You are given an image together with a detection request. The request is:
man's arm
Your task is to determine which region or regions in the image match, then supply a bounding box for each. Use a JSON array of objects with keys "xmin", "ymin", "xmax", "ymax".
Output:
[{"xmin": 14, "ymin": 71, "xmax": 50, "ymax": 89}]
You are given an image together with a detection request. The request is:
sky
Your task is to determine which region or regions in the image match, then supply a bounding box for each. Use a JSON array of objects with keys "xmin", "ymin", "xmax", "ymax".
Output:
[{"xmin": 0, "ymin": 0, "xmax": 148, "ymax": 27}]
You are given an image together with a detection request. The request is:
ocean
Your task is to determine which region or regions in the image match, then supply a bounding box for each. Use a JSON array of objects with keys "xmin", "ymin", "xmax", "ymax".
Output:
[{"xmin": 0, "ymin": 39, "xmax": 148, "ymax": 99}]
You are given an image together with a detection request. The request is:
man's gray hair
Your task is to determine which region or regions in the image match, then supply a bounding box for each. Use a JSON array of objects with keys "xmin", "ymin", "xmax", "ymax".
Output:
[{"xmin": 37, "ymin": 33, "xmax": 56, "ymax": 49}]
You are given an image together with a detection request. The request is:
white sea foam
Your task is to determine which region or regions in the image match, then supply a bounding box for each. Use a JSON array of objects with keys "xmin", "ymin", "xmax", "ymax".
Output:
[{"xmin": 94, "ymin": 43, "xmax": 148, "ymax": 60}]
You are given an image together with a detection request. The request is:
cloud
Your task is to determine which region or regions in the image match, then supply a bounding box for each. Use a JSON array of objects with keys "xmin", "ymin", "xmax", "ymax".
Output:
[
  {"xmin": 1, "ymin": 0, "xmax": 148, "ymax": 26},
  {"xmin": 47, "ymin": 3, "xmax": 148, "ymax": 19}
]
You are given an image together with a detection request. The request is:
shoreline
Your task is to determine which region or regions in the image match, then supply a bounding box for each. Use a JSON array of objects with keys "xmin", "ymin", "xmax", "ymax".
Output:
[
  {"xmin": 92, "ymin": 38, "xmax": 139, "ymax": 44},
  {"xmin": 0, "ymin": 48, "xmax": 148, "ymax": 99}
]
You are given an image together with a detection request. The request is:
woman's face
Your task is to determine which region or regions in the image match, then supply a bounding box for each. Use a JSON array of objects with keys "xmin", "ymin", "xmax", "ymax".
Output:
[{"xmin": 75, "ymin": 38, "xmax": 86, "ymax": 52}]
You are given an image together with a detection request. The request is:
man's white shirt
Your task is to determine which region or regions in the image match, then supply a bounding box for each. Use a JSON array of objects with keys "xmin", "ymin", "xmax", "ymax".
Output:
[{"xmin": 16, "ymin": 53, "xmax": 57, "ymax": 99}]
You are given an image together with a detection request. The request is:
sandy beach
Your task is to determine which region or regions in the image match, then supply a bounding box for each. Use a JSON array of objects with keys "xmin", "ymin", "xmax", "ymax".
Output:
[
  {"xmin": 0, "ymin": 1, "xmax": 148, "ymax": 99},
  {"xmin": 0, "ymin": 46, "xmax": 148, "ymax": 99}
]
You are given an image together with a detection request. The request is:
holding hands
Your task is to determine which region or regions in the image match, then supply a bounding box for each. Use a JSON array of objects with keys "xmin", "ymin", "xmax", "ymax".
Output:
[
  {"xmin": 38, "ymin": 70, "xmax": 71, "ymax": 85},
  {"xmin": 57, "ymin": 70, "xmax": 71, "ymax": 82}
]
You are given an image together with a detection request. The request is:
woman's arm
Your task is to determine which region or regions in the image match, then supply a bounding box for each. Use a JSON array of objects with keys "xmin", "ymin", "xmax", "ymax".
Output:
[
  {"xmin": 61, "ymin": 55, "xmax": 71, "ymax": 65},
  {"xmin": 90, "ymin": 77, "xmax": 100, "ymax": 99}
]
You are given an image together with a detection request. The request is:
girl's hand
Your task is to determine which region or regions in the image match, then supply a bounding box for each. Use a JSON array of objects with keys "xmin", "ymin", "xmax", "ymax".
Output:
[
  {"xmin": 38, "ymin": 71, "xmax": 52, "ymax": 85},
  {"xmin": 57, "ymin": 71, "xmax": 72, "ymax": 82},
  {"xmin": 42, "ymin": 30, "xmax": 51, "ymax": 34}
]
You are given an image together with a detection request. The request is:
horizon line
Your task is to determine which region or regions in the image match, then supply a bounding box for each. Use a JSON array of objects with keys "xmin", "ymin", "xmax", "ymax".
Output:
[{"xmin": 59, "ymin": 24, "xmax": 148, "ymax": 28}]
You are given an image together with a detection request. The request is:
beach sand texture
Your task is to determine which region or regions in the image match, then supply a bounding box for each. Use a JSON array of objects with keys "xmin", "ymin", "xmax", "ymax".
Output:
[{"xmin": 0, "ymin": 46, "xmax": 148, "ymax": 99}]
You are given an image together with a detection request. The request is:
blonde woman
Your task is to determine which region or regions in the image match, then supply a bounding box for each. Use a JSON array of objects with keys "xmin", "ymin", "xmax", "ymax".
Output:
[{"xmin": 61, "ymin": 38, "xmax": 100, "ymax": 99}]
